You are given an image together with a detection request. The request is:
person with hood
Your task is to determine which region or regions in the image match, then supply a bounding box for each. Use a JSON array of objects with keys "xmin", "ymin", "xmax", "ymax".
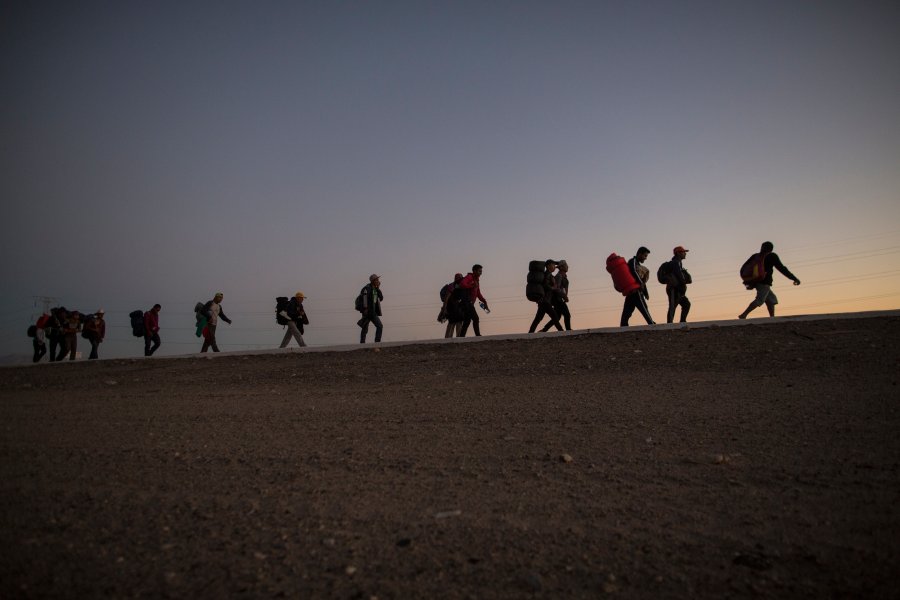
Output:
[
  {"xmin": 279, "ymin": 292, "xmax": 309, "ymax": 348},
  {"xmin": 358, "ymin": 275, "xmax": 384, "ymax": 343},
  {"xmin": 201, "ymin": 293, "xmax": 232, "ymax": 353}
]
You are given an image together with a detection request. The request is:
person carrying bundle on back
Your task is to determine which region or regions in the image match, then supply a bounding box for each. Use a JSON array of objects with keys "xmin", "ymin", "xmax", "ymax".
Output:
[{"xmin": 738, "ymin": 241, "xmax": 801, "ymax": 319}]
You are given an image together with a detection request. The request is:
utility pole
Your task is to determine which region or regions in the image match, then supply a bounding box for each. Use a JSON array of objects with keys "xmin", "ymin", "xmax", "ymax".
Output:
[{"xmin": 31, "ymin": 296, "xmax": 60, "ymax": 321}]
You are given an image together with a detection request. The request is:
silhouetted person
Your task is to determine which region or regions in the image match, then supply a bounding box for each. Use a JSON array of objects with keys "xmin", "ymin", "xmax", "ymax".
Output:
[
  {"xmin": 739, "ymin": 241, "xmax": 801, "ymax": 319},
  {"xmin": 621, "ymin": 247, "xmax": 655, "ymax": 326},
  {"xmin": 144, "ymin": 304, "xmax": 162, "ymax": 356}
]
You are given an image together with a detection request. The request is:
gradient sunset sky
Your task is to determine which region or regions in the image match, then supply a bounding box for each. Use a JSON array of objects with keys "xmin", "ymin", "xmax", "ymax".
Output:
[{"xmin": 2, "ymin": 1, "xmax": 899, "ymax": 359}]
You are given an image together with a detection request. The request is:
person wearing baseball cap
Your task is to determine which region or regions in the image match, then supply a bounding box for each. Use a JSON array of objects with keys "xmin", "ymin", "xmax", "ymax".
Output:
[
  {"xmin": 665, "ymin": 246, "xmax": 692, "ymax": 323},
  {"xmin": 357, "ymin": 274, "xmax": 384, "ymax": 343},
  {"xmin": 279, "ymin": 292, "xmax": 309, "ymax": 348}
]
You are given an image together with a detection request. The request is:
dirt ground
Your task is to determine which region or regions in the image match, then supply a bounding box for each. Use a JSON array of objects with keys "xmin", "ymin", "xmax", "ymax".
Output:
[{"xmin": 1, "ymin": 315, "xmax": 899, "ymax": 599}]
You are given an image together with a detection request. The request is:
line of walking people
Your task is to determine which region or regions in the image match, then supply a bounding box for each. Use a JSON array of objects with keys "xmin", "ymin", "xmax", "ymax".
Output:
[{"xmin": 26, "ymin": 242, "xmax": 800, "ymax": 362}]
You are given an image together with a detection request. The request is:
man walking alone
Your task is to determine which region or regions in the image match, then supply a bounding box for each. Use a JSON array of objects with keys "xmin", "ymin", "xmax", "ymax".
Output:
[
  {"xmin": 201, "ymin": 293, "xmax": 232, "ymax": 352},
  {"xmin": 358, "ymin": 275, "xmax": 384, "ymax": 343},
  {"xmin": 738, "ymin": 241, "xmax": 801, "ymax": 319}
]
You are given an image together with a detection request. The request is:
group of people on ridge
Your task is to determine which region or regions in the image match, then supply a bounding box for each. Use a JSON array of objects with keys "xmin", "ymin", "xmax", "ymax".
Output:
[
  {"xmin": 436, "ymin": 265, "xmax": 491, "ymax": 339},
  {"xmin": 30, "ymin": 307, "xmax": 107, "ymax": 363},
  {"xmin": 617, "ymin": 241, "xmax": 800, "ymax": 326},
  {"xmin": 27, "ymin": 243, "xmax": 800, "ymax": 362}
]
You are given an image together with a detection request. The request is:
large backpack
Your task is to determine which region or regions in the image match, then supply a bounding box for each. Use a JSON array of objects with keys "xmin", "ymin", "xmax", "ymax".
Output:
[
  {"xmin": 275, "ymin": 297, "xmax": 291, "ymax": 325},
  {"xmin": 354, "ymin": 292, "xmax": 364, "ymax": 312},
  {"xmin": 525, "ymin": 260, "xmax": 545, "ymax": 302},
  {"xmin": 439, "ymin": 283, "xmax": 454, "ymax": 303},
  {"xmin": 656, "ymin": 261, "xmax": 673, "ymax": 285},
  {"xmin": 129, "ymin": 310, "xmax": 145, "ymax": 337},
  {"xmin": 740, "ymin": 253, "xmax": 767, "ymax": 287}
]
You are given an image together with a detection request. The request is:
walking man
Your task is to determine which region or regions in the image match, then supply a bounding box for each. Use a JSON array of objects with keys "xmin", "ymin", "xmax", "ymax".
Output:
[
  {"xmin": 458, "ymin": 264, "xmax": 490, "ymax": 337},
  {"xmin": 439, "ymin": 273, "xmax": 465, "ymax": 338},
  {"xmin": 83, "ymin": 310, "xmax": 106, "ymax": 359},
  {"xmin": 201, "ymin": 293, "xmax": 232, "ymax": 352},
  {"xmin": 553, "ymin": 259, "xmax": 572, "ymax": 331},
  {"xmin": 738, "ymin": 241, "xmax": 801, "ymax": 319},
  {"xmin": 279, "ymin": 292, "xmax": 308, "ymax": 348},
  {"xmin": 144, "ymin": 304, "xmax": 162, "ymax": 356},
  {"xmin": 621, "ymin": 247, "xmax": 655, "ymax": 326},
  {"xmin": 666, "ymin": 246, "xmax": 692, "ymax": 323},
  {"xmin": 529, "ymin": 259, "xmax": 563, "ymax": 333},
  {"xmin": 32, "ymin": 312, "xmax": 50, "ymax": 363},
  {"xmin": 47, "ymin": 307, "xmax": 67, "ymax": 362},
  {"xmin": 358, "ymin": 275, "xmax": 384, "ymax": 343}
]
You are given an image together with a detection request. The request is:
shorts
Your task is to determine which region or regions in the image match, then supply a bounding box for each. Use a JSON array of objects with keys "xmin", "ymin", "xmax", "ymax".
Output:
[{"xmin": 752, "ymin": 284, "xmax": 778, "ymax": 307}]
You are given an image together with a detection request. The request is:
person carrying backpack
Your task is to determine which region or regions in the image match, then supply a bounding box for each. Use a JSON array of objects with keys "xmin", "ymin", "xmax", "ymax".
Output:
[
  {"xmin": 439, "ymin": 273, "xmax": 465, "ymax": 338},
  {"xmin": 279, "ymin": 292, "xmax": 308, "ymax": 348},
  {"xmin": 201, "ymin": 293, "xmax": 232, "ymax": 352},
  {"xmin": 553, "ymin": 259, "xmax": 572, "ymax": 331},
  {"xmin": 458, "ymin": 264, "xmax": 490, "ymax": 337},
  {"xmin": 528, "ymin": 259, "xmax": 563, "ymax": 333},
  {"xmin": 82, "ymin": 310, "xmax": 106, "ymax": 359},
  {"xmin": 63, "ymin": 311, "xmax": 82, "ymax": 360},
  {"xmin": 665, "ymin": 246, "xmax": 692, "ymax": 323},
  {"xmin": 32, "ymin": 312, "xmax": 50, "ymax": 363},
  {"xmin": 143, "ymin": 304, "xmax": 162, "ymax": 356},
  {"xmin": 621, "ymin": 247, "xmax": 656, "ymax": 326},
  {"xmin": 357, "ymin": 275, "xmax": 384, "ymax": 343},
  {"xmin": 46, "ymin": 307, "xmax": 67, "ymax": 362},
  {"xmin": 738, "ymin": 241, "xmax": 801, "ymax": 319}
]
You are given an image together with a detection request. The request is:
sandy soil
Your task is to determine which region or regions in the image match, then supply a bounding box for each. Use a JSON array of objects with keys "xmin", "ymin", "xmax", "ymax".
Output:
[{"xmin": 1, "ymin": 315, "xmax": 899, "ymax": 599}]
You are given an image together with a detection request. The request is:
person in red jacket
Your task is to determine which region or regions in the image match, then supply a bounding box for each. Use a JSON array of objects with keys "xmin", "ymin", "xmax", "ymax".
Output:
[
  {"xmin": 458, "ymin": 264, "xmax": 490, "ymax": 337},
  {"xmin": 143, "ymin": 304, "xmax": 162, "ymax": 356}
]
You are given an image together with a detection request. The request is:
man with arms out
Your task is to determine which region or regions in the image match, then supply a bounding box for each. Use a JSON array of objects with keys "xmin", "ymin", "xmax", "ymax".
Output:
[
  {"xmin": 620, "ymin": 247, "xmax": 655, "ymax": 327},
  {"xmin": 358, "ymin": 275, "xmax": 384, "ymax": 343},
  {"xmin": 201, "ymin": 293, "xmax": 232, "ymax": 352},
  {"xmin": 458, "ymin": 264, "xmax": 490, "ymax": 337},
  {"xmin": 144, "ymin": 304, "xmax": 162, "ymax": 356},
  {"xmin": 666, "ymin": 246, "xmax": 692, "ymax": 323},
  {"xmin": 739, "ymin": 241, "xmax": 801, "ymax": 319}
]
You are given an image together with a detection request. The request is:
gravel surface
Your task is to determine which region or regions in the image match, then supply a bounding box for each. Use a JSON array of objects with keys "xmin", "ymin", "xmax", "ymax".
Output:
[{"xmin": 2, "ymin": 315, "xmax": 899, "ymax": 599}]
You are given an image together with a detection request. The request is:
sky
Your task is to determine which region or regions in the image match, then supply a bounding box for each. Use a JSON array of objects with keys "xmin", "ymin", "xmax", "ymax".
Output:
[{"xmin": 2, "ymin": 0, "xmax": 899, "ymax": 360}]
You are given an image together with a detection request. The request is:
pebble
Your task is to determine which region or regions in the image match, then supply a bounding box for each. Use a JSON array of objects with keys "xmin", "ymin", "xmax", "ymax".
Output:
[
  {"xmin": 345, "ymin": 565, "xmax": 357, "ymax": 575},
  {"xmin": 435, "ymin": 509, "xmax": 462, "ymax": 519},
  {"xmin": 560, "ymin": 453, "xmax": 574, "ymax": 463}
]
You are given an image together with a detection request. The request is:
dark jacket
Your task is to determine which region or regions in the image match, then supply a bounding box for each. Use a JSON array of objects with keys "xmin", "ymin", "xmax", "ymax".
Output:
[
  {"xmin": 762, "ymin": 252, "xmax": 798, "ymax": 286},
  {"xmin": 554, "ymin": 271, "xmax": 569, "ymax": 302},
  {"xmin": 288, "ymin": 298, "xmax": 309, "ymax": 330},
  {"xmin": 667, "ymin": 257, "xmax": 690, "ymax": 292},
  {"xmin": 360, "ymin": 284, "xmax": 383, "ymax": 317},
  {"xmin": 627, "ymin": 257, "xmax": 649, "ymax": 298}
]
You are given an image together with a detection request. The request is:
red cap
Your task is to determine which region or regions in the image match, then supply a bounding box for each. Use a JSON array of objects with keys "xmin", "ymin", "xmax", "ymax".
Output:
[{"xmin": 673, "ymin": 246, "xmax": 689, "ymax": 254}]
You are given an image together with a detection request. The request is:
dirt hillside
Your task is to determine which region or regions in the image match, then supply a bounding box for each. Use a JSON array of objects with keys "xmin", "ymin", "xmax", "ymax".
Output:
[{"xmin": 1, "ymin": 315, "xmax": 899, "ymax": 599}]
